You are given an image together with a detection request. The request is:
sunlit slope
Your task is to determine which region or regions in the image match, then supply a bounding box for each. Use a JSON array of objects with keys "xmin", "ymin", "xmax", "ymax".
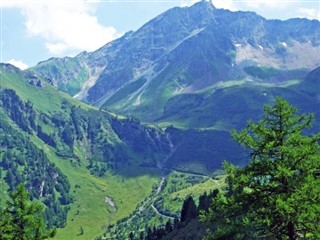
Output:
[{"xmin": 0, "ymin": 64, "xmax": 164, "ymax": 239}]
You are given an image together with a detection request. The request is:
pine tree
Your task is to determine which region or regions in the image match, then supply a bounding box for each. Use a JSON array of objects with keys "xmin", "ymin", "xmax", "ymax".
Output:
[
  {"xmin": 202, "ymin": 98, "xmax": 320, "ymax": 239},
  {"xmin": 0, "ymin": 184, "xmax": 55, "ymax": 240},
  {"xmin": 180, "ymin": 196, "xmax": 198, "ymax": 222}
]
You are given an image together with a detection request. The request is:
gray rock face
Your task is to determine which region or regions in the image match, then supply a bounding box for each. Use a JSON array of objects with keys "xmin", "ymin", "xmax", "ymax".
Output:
[{"xmin": 32, "ymin": 1, "xmax": 320, "ymax": 113}]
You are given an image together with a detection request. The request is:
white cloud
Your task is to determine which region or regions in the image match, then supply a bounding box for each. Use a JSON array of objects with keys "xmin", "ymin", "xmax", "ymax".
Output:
[
  {"xmin": 297, "ymin": 8, "xmax": 320, "ymax": 20},
  {"xmin": 242, "ymin": 0, "xmax": 290, "ymax": 10},
  {"xmin": 7, "ymin": 59, "xmax": 29, "ymax": 70},
  {"xmin": 179, "ymin": 0, "xmax": 238, "ymax": 10},
  {"xmin": 211, "ymin": 0, "xmax": 238, "ymax": 11},
  {"xmin": 3, "ymin": 0, "xmax": 120, "ymax": 55}
]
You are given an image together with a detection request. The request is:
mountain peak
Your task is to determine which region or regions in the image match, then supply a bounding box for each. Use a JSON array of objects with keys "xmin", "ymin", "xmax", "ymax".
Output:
[
  {"xmin": 189, "ymin": 0, "xmax": 216, "ymax": 16},
  {"xmin": 193, "ymin": 0, "xmax": 215, "ymax": 9}
]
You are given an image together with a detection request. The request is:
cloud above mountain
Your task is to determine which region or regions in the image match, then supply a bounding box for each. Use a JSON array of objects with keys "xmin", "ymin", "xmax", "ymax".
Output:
[
  {"xmin": 210, "ymin": 0, "xmax": 319, "ymax": 21},
  {"xmin": 243, "ymin": 0, "xmax": 290, "ymax": 10},
  {"xmin": 297, "ymin": 8, "xmax": 320, "ymax": 20},
  {"xmin": 3, "ymin": 0, "xmax": 120, "ymax": 55},
  {"xmin": 7, "ymin": 59, "xmax": 29, "ymax": 70},
  {"xmin": 211, "ymin": 0, "xmax": 238, "ymax": 11}
]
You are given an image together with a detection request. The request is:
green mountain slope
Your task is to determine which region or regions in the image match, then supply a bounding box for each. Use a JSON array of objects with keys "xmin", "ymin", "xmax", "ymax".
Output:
[
  {"xmin": 0, "ymin": 64, "xmax": 168, "ymax": 239},
  {"xmin": 0, "ymin": 109, "xmax": 71, "ymax": 228},
  {"xmin": 295, "ymin": 66, "xmax": 320, "ymax": 96},
  {"xmin": 156, "ymin": 77, "xmax": 320, "ymax": 130},
  {"xmin": 30, "ymin": 55, "xmax": 89, "ymax": 97},
  {"xmin": 1, "ymin": 63, "xmax": 250, "ymax": 174}
]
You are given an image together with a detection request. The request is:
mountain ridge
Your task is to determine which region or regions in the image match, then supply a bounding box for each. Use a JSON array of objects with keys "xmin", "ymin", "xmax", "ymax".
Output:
[{"xmin": 30, "ymin": 1, "xmax": 320, "ymax": 126}]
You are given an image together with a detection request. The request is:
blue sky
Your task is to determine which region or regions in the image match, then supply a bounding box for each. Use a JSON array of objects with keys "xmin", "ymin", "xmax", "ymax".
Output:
[{"xmin": 1, "ymin": 0, "xmax": 319, "ymax": 69}]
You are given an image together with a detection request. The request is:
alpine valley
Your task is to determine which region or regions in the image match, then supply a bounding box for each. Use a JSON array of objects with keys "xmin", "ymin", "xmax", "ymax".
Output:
[{"xmin": 1, "ymin": 1, "xmax": 320, "ymax": 240}]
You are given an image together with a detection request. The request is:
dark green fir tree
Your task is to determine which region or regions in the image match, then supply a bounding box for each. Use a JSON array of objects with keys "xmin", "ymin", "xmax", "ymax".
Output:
[{"xmin": 0, "ymin": 184, "xmax": 56, "ymax": 240}]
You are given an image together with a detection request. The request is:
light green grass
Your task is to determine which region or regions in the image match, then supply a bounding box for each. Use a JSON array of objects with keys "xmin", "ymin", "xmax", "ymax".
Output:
[
  {"xmin": 0, "ymin": 69, "xmax": 95, "ymax": 113},
  {"xmin": 31, "ymin": 57, "xmax": 89, "ymax": 96},
  {"xmin": 156, "ymin": 171, "xmax": 226, "ymax": 214},
  {"xmin": 35, "ymin": 141, "xmax": 160, "ymax": 240},
  {"xmin": 170, "ymin": 176, "xmax": 225, "ymax": 200}
]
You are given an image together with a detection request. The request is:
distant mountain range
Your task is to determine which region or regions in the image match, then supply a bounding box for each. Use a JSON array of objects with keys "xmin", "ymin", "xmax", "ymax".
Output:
[{"xmin": 31, "ymin": 1, "xmax": 320, "ymax": 128}]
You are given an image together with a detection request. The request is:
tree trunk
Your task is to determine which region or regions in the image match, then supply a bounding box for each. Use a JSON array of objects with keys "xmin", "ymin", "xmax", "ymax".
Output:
[{"xmin": 288, "ymin": 221, "xmax": 296, "ymax": 240}]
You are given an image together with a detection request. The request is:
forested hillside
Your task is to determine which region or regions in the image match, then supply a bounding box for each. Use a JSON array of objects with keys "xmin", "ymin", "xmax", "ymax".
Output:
[{"xmin": 0, "ymin": 64, "xmax": 171, "ymax": 238}]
